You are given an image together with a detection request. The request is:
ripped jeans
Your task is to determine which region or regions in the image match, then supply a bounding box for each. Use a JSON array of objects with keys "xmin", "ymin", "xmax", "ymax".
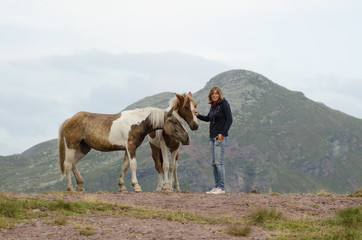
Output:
[{"xmin": 210, "ymin": 136, "xmax": 229, "ymax": 191}]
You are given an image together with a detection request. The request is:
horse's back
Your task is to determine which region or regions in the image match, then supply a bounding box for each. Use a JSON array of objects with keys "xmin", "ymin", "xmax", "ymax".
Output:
[
  {"xmin": 62, "ymin": 111, "xmax": 124, "ymax": 151},
  {"xmin": 63, "ymin": 111, "xmax": 120, "ymax": 133}
]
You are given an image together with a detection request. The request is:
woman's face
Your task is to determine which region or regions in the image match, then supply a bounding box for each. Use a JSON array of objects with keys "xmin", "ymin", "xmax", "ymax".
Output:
[{"xmin": 211, "ymin": 90, "xmax": 220, "ymax": 103}]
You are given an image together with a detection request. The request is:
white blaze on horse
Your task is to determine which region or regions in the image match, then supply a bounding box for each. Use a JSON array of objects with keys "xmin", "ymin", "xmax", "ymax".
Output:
[
  {"xmin": 148, "ymin": 92, "xmax": 198, "ymax": 192},
  {"xmin": 58, "ymin": 107, "xmax": 189, "ymax": 193}
]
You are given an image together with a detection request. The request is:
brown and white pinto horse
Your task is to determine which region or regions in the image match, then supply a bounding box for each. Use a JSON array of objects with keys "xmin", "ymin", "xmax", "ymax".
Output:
[
  {"xmin": 148, "ymin": 92, "xmax": 198, "ymax": 192},
  {"xmin": 58, "ymin": 107, "xmax": 189, "ymax": 193}
]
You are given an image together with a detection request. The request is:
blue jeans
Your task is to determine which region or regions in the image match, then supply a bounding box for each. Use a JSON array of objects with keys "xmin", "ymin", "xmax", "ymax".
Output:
[{"xmin": 210, "ymin": 136, "xmax": 229, "ymax": 191}]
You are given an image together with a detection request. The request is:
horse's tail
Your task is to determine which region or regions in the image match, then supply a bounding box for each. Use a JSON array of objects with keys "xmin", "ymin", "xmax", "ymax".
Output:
[{"xmin": 58, "ymin": 120, "xmax": 67, "ymax": 176}]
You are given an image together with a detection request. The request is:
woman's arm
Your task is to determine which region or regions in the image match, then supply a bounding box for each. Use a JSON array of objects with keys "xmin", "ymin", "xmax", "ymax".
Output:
[
  {"xmin": 221, "ymin": 101, "xmax": 233, "ymax": 136},
  {"xmin": 193, "ymin": 109, "xmax": 210, "ymax": 122}
]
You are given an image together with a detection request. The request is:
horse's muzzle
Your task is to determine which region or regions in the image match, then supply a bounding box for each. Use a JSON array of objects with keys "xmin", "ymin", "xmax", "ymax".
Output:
[
  {"xmin": 189, "ymin": 122, "xmax": 199, "ymax": 131},
  {"xmin": 181, "ymin": 135, "xmax": 190, "ymax": 145}
]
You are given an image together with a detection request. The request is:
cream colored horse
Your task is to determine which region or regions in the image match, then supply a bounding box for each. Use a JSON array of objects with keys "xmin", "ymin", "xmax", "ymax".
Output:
[{"xmin": 148, "ymin": 93, "xmax": 198, "ymax": 192}]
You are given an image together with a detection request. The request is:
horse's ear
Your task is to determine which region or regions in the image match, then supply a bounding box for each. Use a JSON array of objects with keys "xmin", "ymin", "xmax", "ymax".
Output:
[
  {"xmin": 188, "ymin": 91, "xmax": 192, "ymax": 97},
  {"xmin": 174, "ymin": 93, "xmax": 182, "ymax": 99},
  {"xmin": 167, "ymin": 108, "xmax": 174, "ymax": 117},
  {"xmin": 173, "ymin": 93, "xmax": 183, "ymax": 110}
]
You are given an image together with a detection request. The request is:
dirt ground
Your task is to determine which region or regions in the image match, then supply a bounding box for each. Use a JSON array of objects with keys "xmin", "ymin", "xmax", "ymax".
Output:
[{"xmin": 1, "ymin": 191, "xmax": 361, "ymax": 239}]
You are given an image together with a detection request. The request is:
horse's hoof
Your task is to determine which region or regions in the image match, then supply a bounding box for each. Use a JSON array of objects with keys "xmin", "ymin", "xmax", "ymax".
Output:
[
  {"xmin": 134, "ymin": 188, "xmax": 142, "ymax": 193},
  {"xmin": 155, "ymin": 187, "xmax": 163, "ymax": 192},
  {"xmin": 76, "ymin": 187, "xmax": 84, "ymax": 192},
  {"xmin": 175, "ymin": 188, "xmax": 182, "ymax": 193},
  {"xmin": 163, "ymin": 188, "xmax": 173, "ymax": 193},
  {"xmin": 119, "ymin": 189, "xmax": 128, "ymax": 193}
]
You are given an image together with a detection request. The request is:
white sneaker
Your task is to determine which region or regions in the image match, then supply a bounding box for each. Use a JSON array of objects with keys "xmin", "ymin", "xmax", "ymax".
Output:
[
  {"xmin": 206, "ymin": 188, "xmax": 218, "ymax": 194},
  {"xmin": 211, "ymin": 188, "xmax": 225, "ymax": 194}
]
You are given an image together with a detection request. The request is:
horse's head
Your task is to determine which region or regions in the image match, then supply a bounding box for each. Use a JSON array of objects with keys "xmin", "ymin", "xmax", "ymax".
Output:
[
  {"xmin": 173, "ymin": 92, "xmax": 199, "ymax": 131},
  {"xmin": 164, "ymin": 108, "xmax": 190, "ymax": 145}
]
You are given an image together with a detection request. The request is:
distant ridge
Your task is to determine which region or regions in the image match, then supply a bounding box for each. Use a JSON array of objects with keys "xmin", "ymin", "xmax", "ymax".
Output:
[{"xmin": 1, "ymin": 69, "xmax": 361, "ymax": 194}]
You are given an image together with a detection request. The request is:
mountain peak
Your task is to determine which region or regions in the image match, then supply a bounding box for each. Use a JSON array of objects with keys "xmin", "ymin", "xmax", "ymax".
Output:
[{"xmin": 205, "ymin": 69, "xmax": 271, "ymax": 89}]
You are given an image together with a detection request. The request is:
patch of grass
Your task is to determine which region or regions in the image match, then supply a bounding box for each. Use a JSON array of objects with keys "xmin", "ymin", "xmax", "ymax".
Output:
[
  {"xmin": 348, "ymin": 188, "xmax": 362, "ymax": 197},
  {"xmin": 47, "ymin": 199, "xmax": 75, "ymax": 211},
  {"xmin": 96, "ymin": 204, "xmax": 113, "ymax": 211},
  {"xmin": 331, "ymin": 228, "xmax": 361, "ymax": 240},
  {"xmin": 325, "ymin": 206, "xmax": 362, "ymax": 239},
  {"xmin": 130, "ymin": 233, "xmax": 143, "ymax": 238},
  {"xmin": 264, "ymin": 218, "xmax": 333, "ymax": 239},
  {"xmin": 79, "ymin": 229, "xmax": 96, "ymax": 236},
  {"xmin": 73, "ymin": 224, "xmax": 82, "ymax": 230},
  {"xmin": 0, "ymin": 217, "xmax": 8, "ymax": 229},
  {"xmin": 0, "ymin": 194, "xmax": 105, "ymax": 229},
  {"xmin": 0, "ymin": 196, "xmax": 28, "ymax": 219},
  {"xmin": 181, "ymin": 190, "xmax": 193, "ymax": 194},
  {"xmin": 260, "ymin": 206, "xmax": 362, "ymax": 239},
  {"xmin": 78, "ymin": 225, "xmax": 96, "ymax": 236},
  {"xmin": 53, "ymin": 216, "xmax": 67, "ymax": 225},
  {"xmin": 247, "ymin": 208, "xmax": 283, "ymax": 225},
  {"xmin": 0, "ymin": 195, "xmax": 45, "ymax": 229},
  {"xmin": 334, "ymin": 207, "xmax": 361, "ymax": 229},
  {"xmin": 316, "ymin": 189, "xmax": 338, "ymax": 197},
  {"xmin": 85, "ymin": 225, "xmax": 96, "ymax": 230},
  {"xmin": 226, "ymin": 224, "xmax": 251, "ymax": 236},
  {"xmin": 307, "ymin": 212, "xmax": 320, "ymax": 216},
  {"xmin": 41, "ymin": 191, "xmax": 66, "ymax": 198},
  {"xmin": 0, "ymin": 193, "xmax": 240, "ymax": 231},
  {"xmin": 269, "ymin": 192, "xmax": 280, "ymax": 196}
]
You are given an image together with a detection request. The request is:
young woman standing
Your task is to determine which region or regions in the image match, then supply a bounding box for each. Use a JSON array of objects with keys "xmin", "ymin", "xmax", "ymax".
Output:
[{"xmin": 193, "ymin": 87, "xmax": 233, "ymax": 194}]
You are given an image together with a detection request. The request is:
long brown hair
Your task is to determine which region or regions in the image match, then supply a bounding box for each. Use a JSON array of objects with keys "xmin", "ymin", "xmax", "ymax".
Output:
[{"xmin": 208, "ymin": 87, "xmax": 224, "ymax": 102}]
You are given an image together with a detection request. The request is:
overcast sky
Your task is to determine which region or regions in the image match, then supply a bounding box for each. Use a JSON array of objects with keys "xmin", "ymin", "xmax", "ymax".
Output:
[{"xmin": 1, "ymin": 0, "xmax": 362, "ymax": 155}]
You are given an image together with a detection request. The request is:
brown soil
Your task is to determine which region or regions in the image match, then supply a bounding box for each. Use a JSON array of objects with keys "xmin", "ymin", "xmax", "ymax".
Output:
[{"xmin": 1, "ymin": 192, "xmax": 361, "ymax": 239}]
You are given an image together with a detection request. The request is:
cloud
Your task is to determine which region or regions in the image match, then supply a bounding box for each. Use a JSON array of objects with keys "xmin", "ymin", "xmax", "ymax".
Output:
[
  {"xmin": 0, "ymin": 1, "xmax": 361, "ymax": 155},
  {"xmin": 0, "ymin": 128, "xmax": 22, "ymax": 155},
  {"xmin": 0, "ymin": 91, "xmax": 66, "ymax": 155},
  {"xmin": 0, "ymin": 51, "xmax": 230, "ymax": 155},
  {"xmin": 300, "ymin": 75, "xmax": 362, "ymax": 118}
]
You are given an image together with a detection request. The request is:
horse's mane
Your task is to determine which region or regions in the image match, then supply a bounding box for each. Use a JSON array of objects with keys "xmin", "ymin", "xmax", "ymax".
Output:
[
  {"xmin": 147, "ymin": 107, "xmax": 166, "ymax": 128},
  {"xmin": 168, "ymin": 93, "xmax": 195, "ymax": 111}
]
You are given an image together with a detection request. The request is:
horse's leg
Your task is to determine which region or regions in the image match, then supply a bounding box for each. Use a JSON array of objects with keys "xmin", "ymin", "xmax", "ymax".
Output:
[
  {"xmin": 128, "ymin": 152, "xmax": 142, "ymax": 192},
  {"xmin": 64, "ymin": 149, "xmax": 76, "ymax": 192},
  {"xmin": 155, "ymin": 155, "xmax": 165, "ymax": 192},
  {"xmin": 158, "ymin": 172, "xmax": 165, "ymax": 191},
  {"xmin": 150, "ymin": 143, "xmax": 164, "ymax": 192},
  {"xmin": 118, "ymin": 152, "xmax": 130, "ymax": 192},
  {"xmin": 170, "ymin": 151, "xmax": 181, "ymax": 193},
  {"xmin": 73, "ymin": 143, "xmax": 91, "ymax": 192},
  {"xmin": 160, "ymin": 142, "xmax": 172, "ymax": 192},
  {"xmin": 173, "ymin": 161, "xmax": 181, "ymax": 193}
]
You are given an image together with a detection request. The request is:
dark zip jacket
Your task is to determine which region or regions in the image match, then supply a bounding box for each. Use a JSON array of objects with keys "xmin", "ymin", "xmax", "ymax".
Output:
[{"xmin": 197, "ymin": 98, "xmax": 233, "ymax": 139}]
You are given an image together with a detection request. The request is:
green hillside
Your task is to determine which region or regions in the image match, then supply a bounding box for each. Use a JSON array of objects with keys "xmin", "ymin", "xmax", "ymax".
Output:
[{"xmin": 1, "ymin": 70, "xmax": 361, "ymax": 194}]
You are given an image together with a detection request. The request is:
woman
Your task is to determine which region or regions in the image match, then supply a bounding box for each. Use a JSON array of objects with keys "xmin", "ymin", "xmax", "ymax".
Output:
[{"xmin": 193, "ymin": 87, "xmax": 233, "ymax": 194}]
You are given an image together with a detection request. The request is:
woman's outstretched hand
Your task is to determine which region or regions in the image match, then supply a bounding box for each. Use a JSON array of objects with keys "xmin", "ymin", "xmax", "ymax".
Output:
[{"xmin": 192, "ymin": 109, "xmax": 199, "ymax": 116}]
